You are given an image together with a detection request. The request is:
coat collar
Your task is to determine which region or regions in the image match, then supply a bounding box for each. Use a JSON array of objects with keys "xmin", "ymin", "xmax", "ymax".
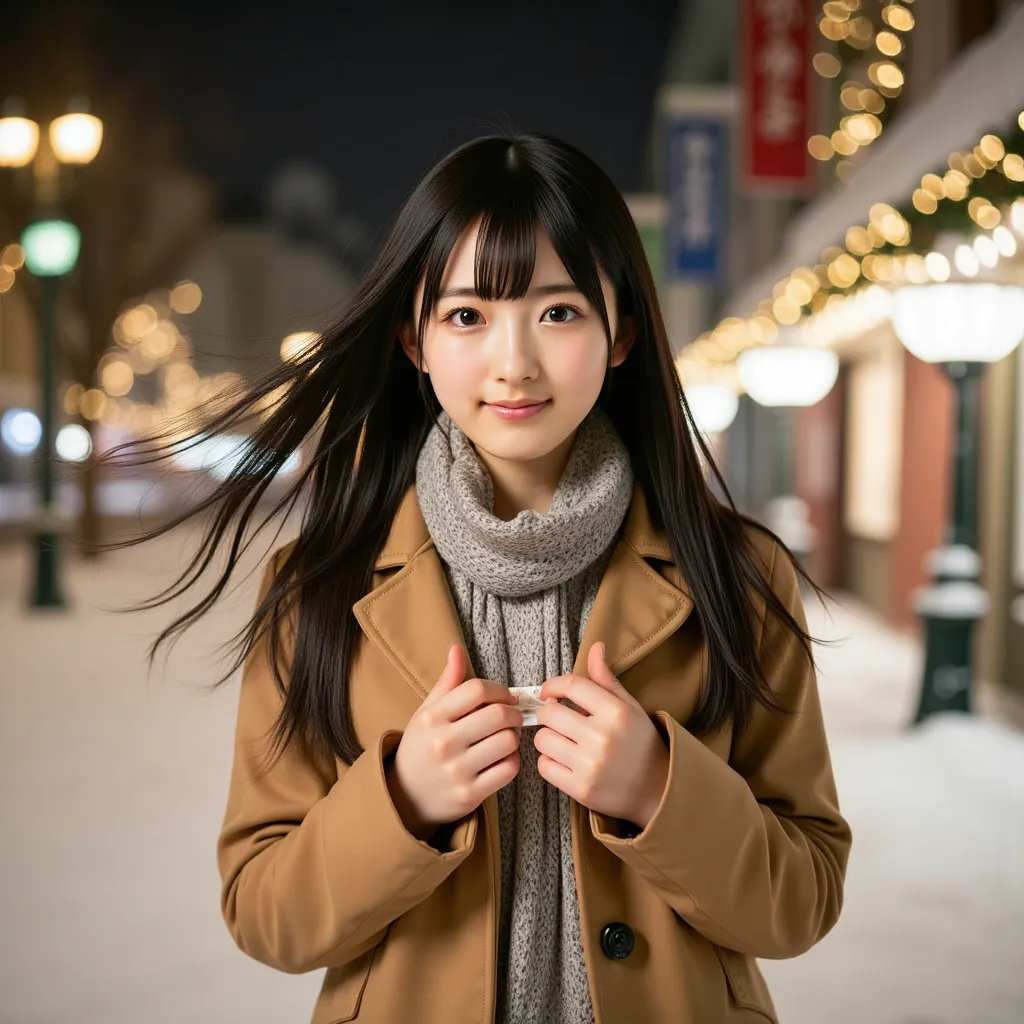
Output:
[{"xmin": 353, "ymin": 482, "xmax": 693, "ymax": 702}]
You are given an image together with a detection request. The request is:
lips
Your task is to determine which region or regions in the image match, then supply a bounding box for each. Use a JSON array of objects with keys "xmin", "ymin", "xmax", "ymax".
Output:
[{"xmin": 484, "ymin": 399, "xmax": 550, "ymax": 420}]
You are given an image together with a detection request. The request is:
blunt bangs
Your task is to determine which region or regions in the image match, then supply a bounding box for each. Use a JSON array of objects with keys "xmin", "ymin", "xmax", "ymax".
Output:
[{"xmin": 414, "ymin": 139, "xmax": 616, "ymax": 348}]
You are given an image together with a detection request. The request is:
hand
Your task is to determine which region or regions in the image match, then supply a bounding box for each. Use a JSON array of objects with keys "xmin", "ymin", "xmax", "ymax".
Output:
[
  {"xmin": 388, "ymin": 644, "xmax": 524, "ymax": 840},
  {"xmin": 534, "ymin": 642, "xmax": 670, "ymax": 830}
]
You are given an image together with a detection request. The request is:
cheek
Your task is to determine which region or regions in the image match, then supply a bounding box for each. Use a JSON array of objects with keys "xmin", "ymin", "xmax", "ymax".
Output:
[
  {"xmin": 422, "ymin": 335, "xmax": 486, "ymax": 407},
  {"xmin": 544, "ymin": 334, "xmax": 608, "ymax": 392}
]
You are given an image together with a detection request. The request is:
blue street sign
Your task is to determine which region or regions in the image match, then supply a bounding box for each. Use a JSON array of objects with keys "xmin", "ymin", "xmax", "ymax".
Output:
[{"xmin": 667, "ymin": 116, "xmax": 729, "ymax": 282}]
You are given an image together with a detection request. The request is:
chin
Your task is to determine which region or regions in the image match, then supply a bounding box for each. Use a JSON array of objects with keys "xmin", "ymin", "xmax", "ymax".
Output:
[{"xmin": 471, "ymin": 418, "xmax": 580, "ymax": 465}]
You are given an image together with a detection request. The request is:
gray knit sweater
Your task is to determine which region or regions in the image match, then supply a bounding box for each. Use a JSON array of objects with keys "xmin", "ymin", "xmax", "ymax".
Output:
[{"xmin": 415, "ymin": 407, "xmax": 634, "ymax": 1024}]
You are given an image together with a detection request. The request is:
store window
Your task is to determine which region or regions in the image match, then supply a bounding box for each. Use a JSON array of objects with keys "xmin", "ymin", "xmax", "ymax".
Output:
[{"xmin": 844, "ymin": 339, "xmax": 905, "ymax": 541}]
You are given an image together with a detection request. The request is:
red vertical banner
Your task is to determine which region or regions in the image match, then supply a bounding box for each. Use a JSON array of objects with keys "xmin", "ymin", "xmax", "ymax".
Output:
[{"xmin": 741, "ymin": 0, "xmax": 815, "ymax": 193}]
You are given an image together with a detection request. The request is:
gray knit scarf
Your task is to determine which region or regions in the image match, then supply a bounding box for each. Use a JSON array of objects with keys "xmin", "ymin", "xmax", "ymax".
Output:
[{"xmin": 415, "ymin": 406, "xmax": 633, "ymax": 1024}]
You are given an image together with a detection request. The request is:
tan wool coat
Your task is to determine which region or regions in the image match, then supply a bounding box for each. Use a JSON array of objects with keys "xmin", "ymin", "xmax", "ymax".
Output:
[{"xmin": 217, "ymin": 482, "xmax": 852, "ymax": 1024}]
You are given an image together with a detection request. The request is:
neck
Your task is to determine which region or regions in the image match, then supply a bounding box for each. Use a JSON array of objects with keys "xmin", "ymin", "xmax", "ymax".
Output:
[{"xmin": 474, "ymin": 430, "xmax": 578, "ymax": 521}]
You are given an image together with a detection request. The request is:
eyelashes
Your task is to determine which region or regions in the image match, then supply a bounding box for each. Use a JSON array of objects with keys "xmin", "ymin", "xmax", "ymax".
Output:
[{"xmin": 439, "ymin": 304, "xmax": 585, "ymax": 329}]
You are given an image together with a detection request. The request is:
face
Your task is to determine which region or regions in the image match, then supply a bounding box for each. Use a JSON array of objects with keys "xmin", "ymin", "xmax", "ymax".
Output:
[{"xmin": 399, "ymin": 218, "xmax": 635, "ymax": 470}]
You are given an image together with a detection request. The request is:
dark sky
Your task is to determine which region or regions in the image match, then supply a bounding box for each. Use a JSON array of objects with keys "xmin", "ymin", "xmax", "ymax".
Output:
[{"xmin": 2, "ymin": 1, "xmax": 680, "ymax": 249}]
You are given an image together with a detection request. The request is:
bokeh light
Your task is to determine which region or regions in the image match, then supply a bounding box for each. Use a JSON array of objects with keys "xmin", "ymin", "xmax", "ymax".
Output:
[
  {"xmin": 0, "ymin": 408, "xmax": 42, "ymax": 455},
  {"xmin": 55, "ymin": 424, "xmax": 92, "ymax": 462}
]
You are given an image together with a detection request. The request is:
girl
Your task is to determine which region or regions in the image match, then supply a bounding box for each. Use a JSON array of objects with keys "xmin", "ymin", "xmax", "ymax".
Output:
[{"xmin": 111, "ymin": 133, "xmax": 850, "ymax": 1023}]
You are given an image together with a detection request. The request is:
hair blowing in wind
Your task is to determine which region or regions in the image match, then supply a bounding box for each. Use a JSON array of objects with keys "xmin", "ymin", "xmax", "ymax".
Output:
[{"xmin": 92, "ymin": 132, "xmax": 826, "ymax": 769}]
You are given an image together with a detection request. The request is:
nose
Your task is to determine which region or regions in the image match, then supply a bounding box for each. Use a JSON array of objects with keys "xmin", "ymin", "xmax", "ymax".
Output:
[{"xmin": 491, "ymin": 315, "xmax": 539, "ymax": 385}]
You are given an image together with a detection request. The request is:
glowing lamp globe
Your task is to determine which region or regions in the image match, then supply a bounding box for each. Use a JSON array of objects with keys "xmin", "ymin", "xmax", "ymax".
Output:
[
  {"xmin": 0, "ymin": 115, "xmax": 40, "ymax": 167},
  {"xmin": 684, "ymin": 385, "xmax": 740, "ymax": 435},
  {"xmin": 49, "ymin": 112, "xmax": 103, "ymax": 165},
  {"xmin": 21, "ymin": 219, "xmax": 81, "ymax": 278},
  {"xmin": 891, "ymin": 283, "xmax": 1024, "ymax": 363},
  {"xmin": 736, "ymin": 346, "xmax": 840, "ymax": 407}
]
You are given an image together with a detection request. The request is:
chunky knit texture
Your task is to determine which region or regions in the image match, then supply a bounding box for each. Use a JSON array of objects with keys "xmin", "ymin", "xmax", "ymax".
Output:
[{"xmin": 415, "ymin": 407, "xmax": 633, "ymax": 1024}]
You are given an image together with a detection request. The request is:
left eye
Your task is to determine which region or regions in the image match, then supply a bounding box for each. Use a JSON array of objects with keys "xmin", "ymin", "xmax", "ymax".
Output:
[{"xmin": 543, "ymin": 305, "xmax": 580, "ymax": 323}]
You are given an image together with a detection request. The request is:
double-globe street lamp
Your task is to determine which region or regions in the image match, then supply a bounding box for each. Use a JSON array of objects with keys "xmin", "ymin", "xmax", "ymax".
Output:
[
  {"xmin": 890, "ymin": 280, "xmax": 1024, "ymax": 722},
  {"xmin": 0, "ymin": 97, "xmax": 103, "ymax": 607}
]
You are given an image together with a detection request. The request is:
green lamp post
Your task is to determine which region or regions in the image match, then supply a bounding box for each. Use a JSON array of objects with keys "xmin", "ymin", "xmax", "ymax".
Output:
[
  {"xmin": 891, "ymin": 280, "xmax": 1024, "ymax": 723},
  {"xmin": 1, "ymin": 97, "xmax": 103, "ymax": 609},
  {"xmin": 21, "ymin": 216, "xmax": 81, "ymax": 607}
]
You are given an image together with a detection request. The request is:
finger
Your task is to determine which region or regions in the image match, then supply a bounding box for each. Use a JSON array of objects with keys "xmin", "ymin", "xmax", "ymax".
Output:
[
  {"xmin": 533, "ymin": 725, "xmax": 579, "ymax": 769},
  {"xmin": 442, "ymin": 677, "xmax": 518, "ymax": 723},
  {"xmin": 423, "ymin": 644, "xmax": 466, "ymax": 705},
  {"xmin": 540, "ymin": 674, "xmax": 621, "ymax": 718},
  {"xmin": 461, "ymin": 726, "xmax": 521, "ymax": 776},
  {"xmin": 449, "ymin": 701, "xmax": 523, "ymax": 747},
  {"xmin": 535, "ymin": 699, "xmax": 593, "ymax": 744},
  {"xmin": 474, "ymin": 750, "xmax": 521, "ymax": 795},
  {"xmin": 587, "ymin": 641, "xmax": 620, "ymax": 690},
  {"xmin": 536, "ymin": 753, "xmax": 576, "ymax": 796}
]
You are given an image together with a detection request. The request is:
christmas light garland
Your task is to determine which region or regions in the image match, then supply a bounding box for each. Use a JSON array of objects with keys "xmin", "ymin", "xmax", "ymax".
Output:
[
  {"xmin": 677, "ymin": 108, "xmax": 1024, "ymax": 377},
  {"xmin": 807, "ymin": 0, "xmax": 916, "ymax": 182}
]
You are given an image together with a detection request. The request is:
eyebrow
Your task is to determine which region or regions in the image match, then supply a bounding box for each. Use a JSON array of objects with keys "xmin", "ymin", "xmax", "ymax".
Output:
[{"xmin": 437, "ymin": 283, "xmax": 584, "ymax": 301}]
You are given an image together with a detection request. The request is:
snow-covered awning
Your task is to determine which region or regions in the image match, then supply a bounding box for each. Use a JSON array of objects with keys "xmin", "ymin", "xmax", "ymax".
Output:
[{"xmin": 727, "ymin": 3, "xmax": 1024, "ymax": 317}]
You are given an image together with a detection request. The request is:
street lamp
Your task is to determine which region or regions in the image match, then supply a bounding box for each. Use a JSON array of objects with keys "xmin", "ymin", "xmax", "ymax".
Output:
[
  {"xmin": 737, "ymin": 344, "xmax": 840, "ymax": 565},
  {"xmin": 0, "ymin": 96, "xmax": 103, "ymax": 608},
  {"xmin": 890, "ymin": 281, "xmax": 1024, "ymax": 722}
]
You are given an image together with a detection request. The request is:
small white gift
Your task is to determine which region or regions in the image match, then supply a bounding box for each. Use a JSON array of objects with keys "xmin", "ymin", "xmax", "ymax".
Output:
[{"xmin": 507, "ymin": 685, "xmax": 557, "ymax": 728}]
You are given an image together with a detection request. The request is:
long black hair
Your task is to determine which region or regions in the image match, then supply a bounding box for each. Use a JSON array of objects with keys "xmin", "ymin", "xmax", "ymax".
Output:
[{"xmin": 96, "ymin": 132, "xmax": 825, "ymax": 768}]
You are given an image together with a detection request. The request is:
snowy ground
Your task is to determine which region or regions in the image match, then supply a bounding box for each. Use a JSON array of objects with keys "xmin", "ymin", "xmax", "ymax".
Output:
[
  {"xmin": 1, "ymin": 531, "xmax": 1022, "ymax": 1024},
  {"xmin": 760, "ymin": 594, "xmax": 1024, "ymax": 1024}
]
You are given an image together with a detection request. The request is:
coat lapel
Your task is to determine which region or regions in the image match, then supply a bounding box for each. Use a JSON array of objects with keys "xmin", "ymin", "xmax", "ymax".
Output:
[
  {"xmin": 352, "ymin": 485, "xmax": 473, "ymax": 701},
  {"xmin": 572, "ymin": 484, "xmax": 694, "ymax": 680},
  {"xmin": 352, "ymin": 481, "xmax": 694, "ymax": 702}
]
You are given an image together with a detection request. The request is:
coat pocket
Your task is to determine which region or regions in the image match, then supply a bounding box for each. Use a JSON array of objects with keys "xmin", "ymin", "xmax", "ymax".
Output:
[
  {"xmin": 312, "ymin": 932, "xmax": 387, "ymax": 1024},
  {"xmin": 711, "ymin": 945, "xmax": 778, "ymax": 1023}
]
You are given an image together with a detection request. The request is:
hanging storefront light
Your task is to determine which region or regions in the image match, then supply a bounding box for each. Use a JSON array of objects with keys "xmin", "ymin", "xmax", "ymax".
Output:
[
  {"xmin": 891, "ymin": 283, "xmax": 1024, "ymax": 364},
  {"xmin": 683, "ymin": 384, "xmax": 740, "ymax": 435},
  {"xmin": 736, "ymin": 346, "xmax": 840, "ymax": 407}
]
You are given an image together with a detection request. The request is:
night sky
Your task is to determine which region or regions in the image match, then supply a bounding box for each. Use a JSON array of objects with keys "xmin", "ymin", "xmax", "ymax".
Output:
[{"xmin": 1, "ymin": 0, "xmax": 680, "ymax": 255}]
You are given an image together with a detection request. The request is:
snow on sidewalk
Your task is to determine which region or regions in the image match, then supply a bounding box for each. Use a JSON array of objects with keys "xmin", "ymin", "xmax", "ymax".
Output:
[{"xmin": 759, "ymin": 593, "xmax": 1024, "ymax": 1024}]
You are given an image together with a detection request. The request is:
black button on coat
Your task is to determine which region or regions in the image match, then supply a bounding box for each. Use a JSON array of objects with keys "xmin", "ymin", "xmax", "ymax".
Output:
[{"xmin": 600, "ymin": 922, "xmax": 635, "ymax": 960}]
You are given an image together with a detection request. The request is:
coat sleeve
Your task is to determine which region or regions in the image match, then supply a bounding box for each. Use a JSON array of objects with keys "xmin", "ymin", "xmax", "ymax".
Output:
[
  {"xmin": 216, "ymin": 553, "xmax": 479, "ymax": 974},
  {"xmin": 589, "ymin": 539, "xmax": 852, "ymax": 959}
]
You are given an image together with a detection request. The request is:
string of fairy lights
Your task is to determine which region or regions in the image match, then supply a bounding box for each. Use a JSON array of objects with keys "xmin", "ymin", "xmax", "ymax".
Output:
[
  {"xmin": 55, "ymin": 288, "xmax": 321, "ymax": 479},
  {"xmin": 808, "ymin": 0, "xmax": 917, "ymax": 183},
  {"xmin": 59, "ymin": 280, "xmax": 249, "ymax": 445},
  {"xmin": 676, "ymin": 107, "xmax": 1024, "ymax": 385}
]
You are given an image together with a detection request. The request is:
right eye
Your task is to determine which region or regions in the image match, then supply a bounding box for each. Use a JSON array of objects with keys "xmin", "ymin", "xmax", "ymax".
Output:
[{"xmin": 443, "ymin": 307, "xmax": 484, "ymax": 328}]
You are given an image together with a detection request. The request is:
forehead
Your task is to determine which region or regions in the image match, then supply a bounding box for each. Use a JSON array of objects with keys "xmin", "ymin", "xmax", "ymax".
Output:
[{"xmin": 440, "ymin": 217, "xmax": 564, "ymax": 287}]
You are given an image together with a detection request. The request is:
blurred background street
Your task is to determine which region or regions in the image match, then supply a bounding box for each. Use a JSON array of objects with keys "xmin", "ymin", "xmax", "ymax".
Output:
[{"xmin": 2, "ymin": 0, "xmax": 1024, "ymax": 1022}]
